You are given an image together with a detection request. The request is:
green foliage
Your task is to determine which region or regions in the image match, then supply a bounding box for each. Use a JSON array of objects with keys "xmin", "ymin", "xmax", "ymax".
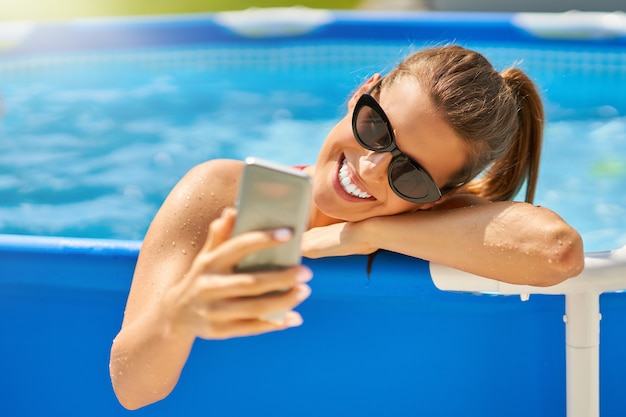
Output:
[{"xmin": 0, "ymin": 0, "xmax": 360, "ymax": 21}]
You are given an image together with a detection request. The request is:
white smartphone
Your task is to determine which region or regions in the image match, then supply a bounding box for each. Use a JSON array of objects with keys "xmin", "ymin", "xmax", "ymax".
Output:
[{"xmin": 232, "ymin": 157, "xmax": 312, "ymax": 273}]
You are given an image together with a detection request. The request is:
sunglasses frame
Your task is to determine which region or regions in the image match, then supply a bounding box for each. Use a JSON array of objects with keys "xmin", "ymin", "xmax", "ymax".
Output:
[{"xmin": 351, "ymin": 89, "xmax": 444, "ymax": 204}]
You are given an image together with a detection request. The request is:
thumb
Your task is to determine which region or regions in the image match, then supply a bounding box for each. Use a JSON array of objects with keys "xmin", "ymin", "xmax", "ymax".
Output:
[{"xmin": 203, "ymin": 207, "xmax": 237, "ymax": 252}]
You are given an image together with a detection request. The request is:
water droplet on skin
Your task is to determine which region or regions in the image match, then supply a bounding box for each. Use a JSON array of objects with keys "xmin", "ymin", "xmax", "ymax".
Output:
[
  {"xmin": 171, "ymin": 241, "xmax": 176, "ymax": 247},
  {"xmin": 548, "ymin": 258, "xmax": 553, "ymax": 264},
  {"xmin": 181, "ymin": 249, "xmax": 187, "ymax": 255}
]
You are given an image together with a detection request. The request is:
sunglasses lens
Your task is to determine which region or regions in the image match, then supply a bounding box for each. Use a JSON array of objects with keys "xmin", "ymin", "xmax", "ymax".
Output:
[
  {"xmin": 355, "ymin": 105, "xmax": 392, "ymax": 150},
  {"xmin": 390, "ymin": 159, "xmax": 431, "ymax": 200},
  {"xmin": 353, "ymin": 95, "xmax": 443, "ymax": 203}
]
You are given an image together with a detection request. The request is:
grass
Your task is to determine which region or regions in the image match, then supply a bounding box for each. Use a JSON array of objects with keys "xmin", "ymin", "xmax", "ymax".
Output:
[{"xmin": 0, "ymin": 0, "xmax": 362, "ymax": 21}]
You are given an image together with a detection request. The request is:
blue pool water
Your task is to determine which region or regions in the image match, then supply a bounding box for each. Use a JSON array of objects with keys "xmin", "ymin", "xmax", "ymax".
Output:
[
  {"xmin": 1, "ymin": 40, "xmax": 625, "ymax": 252},
  {"xmin": 1, "ymin": 14, "xmax": 625, "ymax": 417}
]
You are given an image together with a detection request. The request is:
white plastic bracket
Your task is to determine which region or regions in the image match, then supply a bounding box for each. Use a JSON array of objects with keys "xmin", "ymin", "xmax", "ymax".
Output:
[{"xmin": 430, "ymin": 245, "xmax": 626, "ymax": 417}]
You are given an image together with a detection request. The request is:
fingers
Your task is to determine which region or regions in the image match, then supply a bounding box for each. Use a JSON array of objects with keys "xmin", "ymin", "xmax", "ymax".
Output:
[
  {"xmin": 201, "ymin": 311, "xmax": 304, "ymax": 340},
  {"xmin": 199, "ymin": 207, "xmax": 298, "ymax": 274},
  {"xmin": 203, "ymin": 284, "xmax": 311, "ymax": 323},
  {"xmin": 177, "ymin": 207, "xmax": 313, "ymax": 341},
  {"xmin": 203, "ymin": 207, "xmax": 237, "ymax": 252},
  {"xmin": 196, "ymin": 266, "xmax": 312, "ymax": 301},
  {"xmin": 175, "ymin": 265, "xmax": 312, "ymax": 340},
  {"xmin": 200, "ymin": 226, "xmax": 295, "ymax": 273},
  {"xmin": 191, "ymin": 283, "xmax": 310, "ymax": 340}
]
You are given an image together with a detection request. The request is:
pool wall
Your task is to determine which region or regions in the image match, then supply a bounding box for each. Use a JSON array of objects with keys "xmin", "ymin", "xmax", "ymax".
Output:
[
  {"xmin": 1, "ymin": 234, "xmax": 625, "ymax": 417},
  {"xmin": 1, "ymin": 10, "xmax": 625, "ymax": 417}
]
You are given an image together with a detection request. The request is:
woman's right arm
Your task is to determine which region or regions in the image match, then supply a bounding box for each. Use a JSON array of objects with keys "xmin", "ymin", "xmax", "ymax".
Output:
[{"xmin": 109, "ymin": 160, "xmax": 312, "ymax": 410}]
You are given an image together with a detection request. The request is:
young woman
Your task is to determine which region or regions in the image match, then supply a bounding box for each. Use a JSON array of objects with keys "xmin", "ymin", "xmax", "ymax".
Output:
[{"xmin": 110, "ymin": 45, "xmax": 584, "ymax": 409}]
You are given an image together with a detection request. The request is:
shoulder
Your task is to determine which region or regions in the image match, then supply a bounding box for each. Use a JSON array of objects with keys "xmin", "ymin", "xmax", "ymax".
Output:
[
  {"xmin": 168, "ymin": 159, "xmax": 244, "ymax": 204},
  {"xmin": 166, "ymin": 159, "xmax": 244, "ymax": 217},
  {"xmin": 183, "ymin": 159, "xmax": 245, "ymax": 187},
  {"xmin": 144, "ymin": 159, "xmax": 244, "ymax": 247}
]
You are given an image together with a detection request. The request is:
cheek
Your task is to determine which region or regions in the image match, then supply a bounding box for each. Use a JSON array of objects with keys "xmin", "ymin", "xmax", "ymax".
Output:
[{"xmin": 321, "ymin": 116, "xmax": 353, "ymax": 150}]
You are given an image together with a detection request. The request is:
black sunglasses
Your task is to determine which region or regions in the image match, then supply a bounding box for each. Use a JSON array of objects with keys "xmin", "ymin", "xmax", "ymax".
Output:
[{"xmin": 351, "ymin": 84, "xmax": 447, "ymax": 204}]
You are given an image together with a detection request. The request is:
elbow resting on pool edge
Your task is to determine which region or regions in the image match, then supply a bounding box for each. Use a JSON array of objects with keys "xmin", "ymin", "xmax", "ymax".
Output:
[{"xmin": 530, "ymin": 221, "xmax": 585, "ymax": 287}]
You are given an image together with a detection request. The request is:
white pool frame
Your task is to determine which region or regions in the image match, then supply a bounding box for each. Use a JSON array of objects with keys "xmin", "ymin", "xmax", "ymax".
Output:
[{"xmin": 432, "ymin": 246, "xmax": 626, "ymax": 417}]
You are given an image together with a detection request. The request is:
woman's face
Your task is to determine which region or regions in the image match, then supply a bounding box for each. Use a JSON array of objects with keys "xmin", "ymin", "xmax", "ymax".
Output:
[{"xmin": 312, "ymin": 75, "xmax": 468, "ymax": 223}]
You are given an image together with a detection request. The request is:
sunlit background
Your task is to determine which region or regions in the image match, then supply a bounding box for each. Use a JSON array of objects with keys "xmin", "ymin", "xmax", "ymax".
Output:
[
  {"xmin": 1, "ymin": 0, "xmax": 363, "ymax": 21},
  {"xmin": 1, "ymin": 0, "xmax": 623, "ymax": 21}
]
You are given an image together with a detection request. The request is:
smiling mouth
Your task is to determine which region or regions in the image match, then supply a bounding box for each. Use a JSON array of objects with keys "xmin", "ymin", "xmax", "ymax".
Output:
[{"xmin": 338, "ymin": 158, "xmax": 372, "ymax": 199}]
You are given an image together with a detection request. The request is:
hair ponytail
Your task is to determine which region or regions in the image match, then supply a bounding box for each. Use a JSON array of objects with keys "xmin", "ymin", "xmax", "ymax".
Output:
[{"xmin": 464, "ymin": 68, "xmax": 544, "ymax": 203}]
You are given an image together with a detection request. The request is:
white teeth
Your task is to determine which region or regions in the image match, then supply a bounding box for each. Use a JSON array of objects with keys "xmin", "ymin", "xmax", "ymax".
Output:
[{"xmin": 339, "ymin": 159, "xmax": 372, "ymax": 199}]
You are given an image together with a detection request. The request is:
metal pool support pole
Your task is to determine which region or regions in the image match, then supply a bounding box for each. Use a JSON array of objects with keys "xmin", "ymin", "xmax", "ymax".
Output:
[{"xmin": 430, "ymin": 246, "xmax": 626, "ymax": 417}]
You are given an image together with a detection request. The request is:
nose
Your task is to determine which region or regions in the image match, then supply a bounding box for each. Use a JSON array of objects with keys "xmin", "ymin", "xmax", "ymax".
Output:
[{"xmin": 359, "ymin": 150, "xmax": 392, "ymax": 184}]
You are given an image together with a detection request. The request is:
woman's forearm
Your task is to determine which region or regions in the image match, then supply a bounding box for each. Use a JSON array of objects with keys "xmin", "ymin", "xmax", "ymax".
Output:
[{"xmin": 364, "ymin": 201, "xmax": 584, "ymax": 286}]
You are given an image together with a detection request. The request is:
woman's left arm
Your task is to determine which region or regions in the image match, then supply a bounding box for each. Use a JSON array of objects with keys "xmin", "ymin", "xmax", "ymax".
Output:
[{"xmin": 302, "ymin": 197, "xmax": 584, "ymax": 286}]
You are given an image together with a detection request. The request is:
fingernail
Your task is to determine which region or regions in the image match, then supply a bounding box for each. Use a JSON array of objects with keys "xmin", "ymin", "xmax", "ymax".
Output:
[
  {"xmin": 285, "ymin": 313, "xmax": 303, "ymax": 328},
  {"xmin": 296, "ymin": 285, "xmax": 312, "ymax": 302},
  {"xmin": 296, "ymin": 267, "xmax": 313, "ymax": 283},
  {"xmin": 272, "ymin": 227, "xmax": 293, "ymax": 242},
  {"xmin": 221, "ymin": 207, "xmax": 235, "ymax": 218}
]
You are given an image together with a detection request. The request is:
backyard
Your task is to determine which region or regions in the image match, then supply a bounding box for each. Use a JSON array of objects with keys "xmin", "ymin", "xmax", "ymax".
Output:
[{"xmin": 0, "ymin": 0, "xmax": 361, "ymax": 21}]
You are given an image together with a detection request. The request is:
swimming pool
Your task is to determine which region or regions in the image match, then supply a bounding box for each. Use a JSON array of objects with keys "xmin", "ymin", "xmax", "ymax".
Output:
[
  {"xmin": 0, "ymin": 9, "xmax": 625, "ymax": 417},
  {"xmin": 1, "ymin": 10, "xmax": 625, "ymax": 251}
]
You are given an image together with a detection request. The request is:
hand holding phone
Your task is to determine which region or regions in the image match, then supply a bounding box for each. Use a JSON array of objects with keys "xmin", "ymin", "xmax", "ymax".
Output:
[
  {"xmin": 230, "ymin": 158, "xmax": 312, "ymax": 322},
  {"xmin": 232, "ymin": 157, "xmax": 312, "ymax": 273}
]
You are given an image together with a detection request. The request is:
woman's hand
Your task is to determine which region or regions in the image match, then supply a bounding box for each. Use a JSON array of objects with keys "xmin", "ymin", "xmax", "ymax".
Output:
[
  {"xmin": 301, "ymin": 220, "xmax": 377, "ymax": 259},
  {"xmin": 161, "ymin": 208, "xmax": 312, "ymax": 340},
  {"xmin": 111, "ymin": 208, "xmax": 312, "ymax": 410},
  {"xmin": 111, "ymin": 160, "xmax": 314, "ymax": 410}
]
